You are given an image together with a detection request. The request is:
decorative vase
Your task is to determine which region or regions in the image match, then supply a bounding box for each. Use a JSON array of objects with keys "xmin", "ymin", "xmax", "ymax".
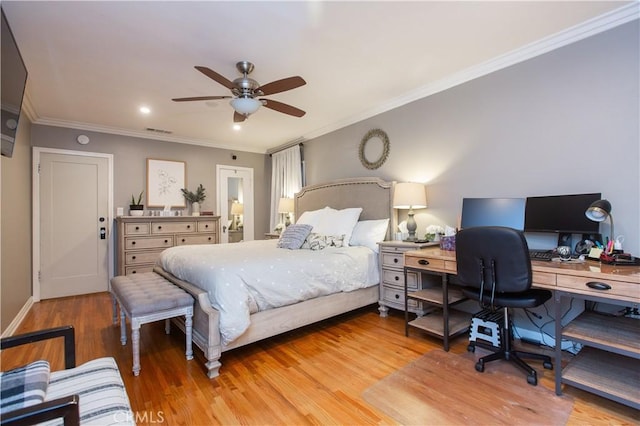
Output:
[{"xmin": 191, "ymin": 201, "xmax": 200, "ymax": 216}]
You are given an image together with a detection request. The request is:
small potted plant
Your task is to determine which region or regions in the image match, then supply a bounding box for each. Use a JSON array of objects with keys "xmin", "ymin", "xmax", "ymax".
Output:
[
  {"xmin": 181, "ymin": 184, "xmax": 206, "ymax": 216},
  {"xmin": 129, "ymin": 191, "xmax": 144, "ymax": 216}
]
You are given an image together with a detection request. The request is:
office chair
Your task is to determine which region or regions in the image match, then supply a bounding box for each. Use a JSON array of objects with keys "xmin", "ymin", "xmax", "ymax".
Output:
[{"xmin": 456, "ymin": 226, "xmax": 553, "ymax": 386}]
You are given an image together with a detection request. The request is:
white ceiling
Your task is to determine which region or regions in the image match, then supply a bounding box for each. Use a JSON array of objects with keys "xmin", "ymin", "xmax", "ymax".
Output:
[{"xmin": 2, "ymin": 1, "xmax": 634, "ymax": 153}]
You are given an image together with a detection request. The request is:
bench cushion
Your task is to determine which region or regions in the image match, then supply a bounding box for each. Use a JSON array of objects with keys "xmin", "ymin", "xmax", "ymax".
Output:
[
  {"xmin": 45, "ymin": 357, "xmax": 134, "ymax": 426},
  {"xmin": 111, "ymin": 272, "xmax": 193, "ymax": 316}
]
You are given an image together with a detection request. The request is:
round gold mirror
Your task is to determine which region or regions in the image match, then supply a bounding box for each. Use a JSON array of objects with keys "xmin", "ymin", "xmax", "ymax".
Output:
[{"xmin": 359, "ymin": 128, "xmax": 390, "ymax": 170}]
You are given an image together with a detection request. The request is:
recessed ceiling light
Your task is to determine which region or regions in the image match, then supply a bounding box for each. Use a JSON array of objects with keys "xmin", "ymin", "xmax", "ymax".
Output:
[
  {"xmin": 139, "ymin": 106, "xmax": 151, "ymax": 114},
  {"xmin": 233, "ymin": 124, "xmax": 241, "ymax": 131}
]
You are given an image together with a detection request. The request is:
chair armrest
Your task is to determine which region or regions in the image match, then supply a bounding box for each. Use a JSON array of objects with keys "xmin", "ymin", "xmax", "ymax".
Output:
[
  {"xmin": 0, "ymin": 395, "xmax": 79, "ymax": 426},
  {"xmin": 1, "ymin": 326, "xmax": 76, "ymax": 369}
]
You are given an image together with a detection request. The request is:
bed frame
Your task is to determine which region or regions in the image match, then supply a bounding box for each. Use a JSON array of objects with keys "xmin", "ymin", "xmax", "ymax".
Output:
[{"xmin": 155, "ymin": 177, "xmax": 396, "ymax": 378}]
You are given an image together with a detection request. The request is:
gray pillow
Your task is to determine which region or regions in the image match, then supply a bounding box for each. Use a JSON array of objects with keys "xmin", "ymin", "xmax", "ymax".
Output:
[{"xmin": 277, "ymin": 224, "xmax": 313, "ymax": 250}]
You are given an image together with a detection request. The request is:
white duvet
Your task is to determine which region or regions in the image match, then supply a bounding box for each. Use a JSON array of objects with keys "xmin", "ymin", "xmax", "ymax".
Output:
[{"xmin": 157, "ymin": 239, "xmax": 379, "ymax": 345}]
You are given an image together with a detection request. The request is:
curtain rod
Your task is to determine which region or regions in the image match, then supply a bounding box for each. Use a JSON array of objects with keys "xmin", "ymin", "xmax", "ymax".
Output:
[{"xmin": 267, "ymin": 141, "xmax": 304, "ymax": 156}]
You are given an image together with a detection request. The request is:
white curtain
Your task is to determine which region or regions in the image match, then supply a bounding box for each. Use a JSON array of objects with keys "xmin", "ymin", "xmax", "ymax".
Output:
[{"xmin": 270, "ymin": 145, "xmax": 302, "ymax": 231}]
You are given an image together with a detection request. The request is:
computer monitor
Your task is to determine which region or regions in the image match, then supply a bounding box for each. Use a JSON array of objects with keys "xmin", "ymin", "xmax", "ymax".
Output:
[
  {"xmin": 524, "ymin": 193, "xmax": 601, "ymax": 234},
  {"xmin": 460, "ymin": 198, "xmax": 526, "ymax": 230}
]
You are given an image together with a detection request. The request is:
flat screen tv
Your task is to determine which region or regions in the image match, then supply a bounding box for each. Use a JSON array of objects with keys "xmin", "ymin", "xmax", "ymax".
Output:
[
  {"xmin": 524, "ymin": 193, "xmax": 601, "ymax": 234},
  {"xmin": 1, "ymin": 8, "xmax": 28, "ymax": 158},
  {"xmin": 460, "ymin": 198, "xmax": 526, "ymax": 230}
]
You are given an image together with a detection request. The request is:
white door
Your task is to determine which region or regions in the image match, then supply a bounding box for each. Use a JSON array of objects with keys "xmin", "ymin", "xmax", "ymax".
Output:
[
  {"xmin": 35, "ymin": 149, "xmax": 112, "ymax": 299},
  {"xmin": 216, "ymin": 165, "xmax": 254, "ymax": 243}
]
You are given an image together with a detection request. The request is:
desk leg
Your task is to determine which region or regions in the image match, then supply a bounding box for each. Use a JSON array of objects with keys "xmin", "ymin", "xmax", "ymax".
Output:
[
  {"xmin": 554, "ymin": 290, "xmax": 563, "ymax": 396},
  {"xmin": 442, "ymin": 273, "xmax": 450, "ymax": 352},
  {"xmin": 404, "ymin": 267, "xmax": 409, "ymax": 337}
]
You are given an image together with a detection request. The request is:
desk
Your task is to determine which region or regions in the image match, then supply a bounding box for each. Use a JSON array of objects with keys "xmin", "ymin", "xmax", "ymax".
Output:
[{"xmin": 404, "ymin": 246, "xmax": 640, "ymax": 409}]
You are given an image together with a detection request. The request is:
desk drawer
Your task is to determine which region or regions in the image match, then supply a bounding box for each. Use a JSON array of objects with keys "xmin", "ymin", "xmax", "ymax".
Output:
[
  {"xmin": 557, "ymin": 275, "xmax": 638, "ymax": 298},
  {"xmin": 125, "ymin": 236, "xmax": 173, "ymax": 250},
  {"xmin": 382, "ymin": 270, "xmax": 419, "ymax": 290},
  {"xmin": 533, "ymin": 271, "xmax": 557, "ymax": 287},
  {"xmin": 404, "ymin": 255, "xmax": 454, "ymax": 272}
]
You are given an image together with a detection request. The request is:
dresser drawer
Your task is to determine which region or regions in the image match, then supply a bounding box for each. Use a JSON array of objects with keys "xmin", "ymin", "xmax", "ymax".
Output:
[
  {"xmin": 381, "ymin": 252, "xmax": 405, "ymax": 268},
  {"xmin": 382, "ymin": 286, "xmax": 420, "ymax": 309},
  {"xmin": 125, "ymin": 264, "xmax": 155, "ymax": 275},
  {"xmin": 151, "ymin": 221, "xmax": 196, "ymax": 234},
  {"xmin": 197, "ymin": 220, "xmax": 217, "ymax": 232},
  {"xmin": 125, "ymin": 223, "xmax": 150, "ymax": 235},
  {"xmin": 125, "ymin": 250, "xmax": 164, "ymax": 265},
  {"xmin": 556, "ymin": 274, "xmax": 638, "ymax": 298},
  {"xmin": 382, "ymin": 270, "xmax": 419, "ymax": 290},
  {"xmin": 176, "ymin": 234, "xmax": 216, "ymax": 245},
  {"xmin": 125, "ymin": 236, "xmax": 173, "ymax": 250}
]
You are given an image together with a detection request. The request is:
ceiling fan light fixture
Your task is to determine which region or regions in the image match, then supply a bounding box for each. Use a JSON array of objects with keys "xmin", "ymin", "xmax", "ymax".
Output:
[{"xmin": 230, "ymin": 97, "xmax": 261, "ymax": 115}]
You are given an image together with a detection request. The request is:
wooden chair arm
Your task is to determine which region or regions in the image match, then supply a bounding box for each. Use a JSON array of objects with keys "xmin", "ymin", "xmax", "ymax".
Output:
[
  {"xmin": 0, "ymin": 395, "xmax": 80, "ymax": 426},
  {"xmin": 1, "ymin": 326, "xmax": 76, "ymax": 369}
]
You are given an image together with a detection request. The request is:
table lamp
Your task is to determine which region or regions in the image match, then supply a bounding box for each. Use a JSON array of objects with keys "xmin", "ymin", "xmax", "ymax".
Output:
[
  {"xmin": 393, "ymin": 182, "xmax": 427, "ymax": 241},
  {"xmin": 230, "ymin": 202, "xmax": 244, "ymax": 230},
  {"xmin": 278, "ymin": 197, "xmax": 295, "ymax": 227},
  {"xmin": 585, "ymin": 199, "xmax": 613, "ymax": 245}
]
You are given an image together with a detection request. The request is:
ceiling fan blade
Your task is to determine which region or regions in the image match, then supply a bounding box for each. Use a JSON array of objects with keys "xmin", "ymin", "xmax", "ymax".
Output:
[
  {"xmin": 195, "ymin": 66, "xmax": 235, "ymax": 90},
  {"xmin": 172, "ymin": 95, "xmax": 231, "ymax": 102},
  {"xmin": 257, "ymin": 76, "xmax": 306, "ymax": 96},
  {"xmin": 261, "ymin": 99, "xmax": 306, "ymax": 117},
  {"xmin": 234, "ymin": 111, "xmax": 247, "ymax": 123}
]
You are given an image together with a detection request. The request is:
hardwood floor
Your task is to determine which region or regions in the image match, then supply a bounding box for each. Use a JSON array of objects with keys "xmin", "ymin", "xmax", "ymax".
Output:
[{"xmin": 2, "ymin": 292, "xmax": 638, "ymax": 425}]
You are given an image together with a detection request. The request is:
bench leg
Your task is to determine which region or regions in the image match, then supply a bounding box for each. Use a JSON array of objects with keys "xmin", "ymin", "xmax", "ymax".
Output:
[
  {"xmin": 111, "ymin": 294, "xmax": 118, "ymax": 324},
  {"xmin": 119, "ymin": 304, "xmax": 127, "ymax": 346},
  {"xmin": 165, "ymin": 318, "xmax": 170, "ymax": 334},
  {"xmin": 131, "ymin": 318, "xmax": 141, "ymax": 376},
  {"xmin": 185, "ymin": 313, "xmax": 193, "ymax": 361}
]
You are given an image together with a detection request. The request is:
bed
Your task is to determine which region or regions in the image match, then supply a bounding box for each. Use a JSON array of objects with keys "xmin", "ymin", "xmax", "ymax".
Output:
[{"xmin": 154, "ymin": 177, "xmax": 396, "ymax": 378}]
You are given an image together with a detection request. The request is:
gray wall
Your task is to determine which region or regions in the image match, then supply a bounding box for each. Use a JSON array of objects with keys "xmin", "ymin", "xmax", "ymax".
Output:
[
  {"xmin": 304, "ymin": 21, "xmax": 639, "ymax": 255},
  {"xmin": 1, "ymin": 114, "xmax": 32, "ymax": 333}
]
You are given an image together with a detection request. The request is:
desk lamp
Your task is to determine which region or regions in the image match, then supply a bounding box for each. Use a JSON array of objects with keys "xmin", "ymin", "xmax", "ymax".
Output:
[
  {"xmin": 585, "ymin": 199, "xmax": 613, "ymax": 244},
  {"xmin": 393, "ymin": 182, "xmax": 427, "ymax": 241},
  {"xmin": 278, "ymin": 197, "xmax": 294, "ymax": 227}
]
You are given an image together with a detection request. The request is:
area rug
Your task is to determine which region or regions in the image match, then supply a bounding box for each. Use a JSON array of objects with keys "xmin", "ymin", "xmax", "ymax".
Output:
[{"xmin": 362, "ymin": 349, "xmax": 574, "ymax": 425}]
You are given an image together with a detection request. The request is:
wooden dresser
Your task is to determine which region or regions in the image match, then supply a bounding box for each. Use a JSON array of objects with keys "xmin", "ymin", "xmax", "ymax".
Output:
[{"xmin": 116, "ymin": 215, "xmax": 220, "ymax": 275}]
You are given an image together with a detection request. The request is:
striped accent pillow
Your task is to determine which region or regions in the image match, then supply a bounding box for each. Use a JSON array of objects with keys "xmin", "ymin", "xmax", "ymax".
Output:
[
  {"xmin": 45, "ymin": 357, "xmax": 134, "ymax": 426},
  {"xmin": 277, "ymin": 224, "xmax": 313, "ymax": 250},
  {"xmin": 0, "ymin": 360, "xmax": 50, "ymax": 415}
]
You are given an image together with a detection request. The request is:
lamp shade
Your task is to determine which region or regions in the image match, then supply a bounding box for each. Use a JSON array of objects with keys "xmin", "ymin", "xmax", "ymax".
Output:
[
  {"xmin": 393, "ymin": 182, "xmax": 427, "ymax": 209},
  {"xmin": 278, "ymin": 197, "xmax": 294, "ymax": 214},
  {"xmin": 230, "ymin": 97, "xmax": 261, "ymax": 115},
  {"xmin": 230, "ymin": 202, "xmax": 244, "ymax": 215},
  {"xmin": 585, "ymin": 199, "xmax": 612, "ymax": 222}
]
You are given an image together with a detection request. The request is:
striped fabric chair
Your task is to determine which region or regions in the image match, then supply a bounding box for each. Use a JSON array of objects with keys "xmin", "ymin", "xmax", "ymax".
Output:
[{"xmin": 1, "ymin": 326, "xmax": 134, "ymax": 426}]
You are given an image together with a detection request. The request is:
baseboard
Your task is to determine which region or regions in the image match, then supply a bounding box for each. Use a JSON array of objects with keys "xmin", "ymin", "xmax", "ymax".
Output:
[{"xmin": 1, "ymin": 296, "xmax": 33, "ymax": 338}]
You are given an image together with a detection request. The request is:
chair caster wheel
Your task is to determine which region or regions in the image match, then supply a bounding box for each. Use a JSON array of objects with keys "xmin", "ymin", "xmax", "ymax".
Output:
[
  {"xmin": 475, "ymin": 362, "xmax": 484, "ymax": 373},
  {"xmin": 527, "ymin": 374, "xmax": 538, "ymax": 386},
  {"xmin": 543, "ymin": 361, "xmax": 553, "ymax": 370},
  {"xmin": 467, "ymin": 344, "xmax": 475, "ymax": 353}
]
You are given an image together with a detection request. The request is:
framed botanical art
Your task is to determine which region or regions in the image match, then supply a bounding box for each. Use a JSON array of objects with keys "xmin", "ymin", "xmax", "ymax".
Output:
[{"xmin": 146, "ymin": 159, "xmax": 186, "ymax": 208}]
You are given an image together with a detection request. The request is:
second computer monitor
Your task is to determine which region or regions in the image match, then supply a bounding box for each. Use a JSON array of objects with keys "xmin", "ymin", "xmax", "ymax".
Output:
[{"xmin": 461, "ymin": 197, "xmax": 527, "ymax": 230}]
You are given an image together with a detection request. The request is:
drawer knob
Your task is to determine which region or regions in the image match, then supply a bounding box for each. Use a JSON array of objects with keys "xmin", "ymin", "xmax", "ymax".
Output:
[
  {"xmin": 164, "ymin": 239, "xmax": 169, "ymax": 244},
  {"xmin": 131, "ymin": 241, "xmax": 136, "ymax": 245},
  {"xmin": 158, "ymin": 226, "xmax": 162, "ymax": 230},
  {"xmin": 205, "ymin": 224, "xmax": 209, "ymax": 228},
  {"xmin": 395, "ymin": 276, "xmax": 399, "ymax": 281},
  {"xmin": 395, "ymin": 294, "xmax": 400, "ymax": 299},
  {"xmin": 418, "ymin": 259, "xmax": 429, "ymax": 265},
  {"xmin": 132, "ymin": 256, "xmax": 136, "ymax": 260},
  {"xmin": 132, "ymin": 270, "xmax": 137, "ymax": 274},
  {"xmin": 135, "ymin": 226, "xmax": 139, "ymax": 230},
  {"xmin": 182, "ymin": 238, "xmax": 186, "ymax": 242},
  {"xmin": 187, "ymin": 225, "xmax": 191, "ymax": 229},
  {"xmin": 393, "ymin": 258, "xmax": 399, "ymax": 263},
  {"xmin": 586, "ymin": 281, "xmax": 611, "ymax": 291},
  {"xmin": 208, "ymin": 237, "xmax": 212, "ymax": 241}
]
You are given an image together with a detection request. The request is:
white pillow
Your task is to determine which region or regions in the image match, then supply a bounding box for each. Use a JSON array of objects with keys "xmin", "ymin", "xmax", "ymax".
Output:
[
  {"xmin": 350, "ymin": 219, "xmax": 390, "ymax": 252},
  {"xmin": 313, "ymin": 207, "xmax": 363, "ymax": 246},
  {"xmin": 296, "ymin": 207, "xmax": 330, "ymax": 229}
]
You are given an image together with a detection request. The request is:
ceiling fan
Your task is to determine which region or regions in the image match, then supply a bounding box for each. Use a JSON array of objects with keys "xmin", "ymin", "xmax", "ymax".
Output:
[{"xmin": 172, "ymin": 61, "xmax": 306, "ymax": 123}]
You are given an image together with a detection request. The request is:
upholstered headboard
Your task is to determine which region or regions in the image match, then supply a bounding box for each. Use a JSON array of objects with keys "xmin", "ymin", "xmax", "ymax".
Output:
[{"xmin": 294, "ymin": 177, "xmax": 397, "ymax": 241}]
